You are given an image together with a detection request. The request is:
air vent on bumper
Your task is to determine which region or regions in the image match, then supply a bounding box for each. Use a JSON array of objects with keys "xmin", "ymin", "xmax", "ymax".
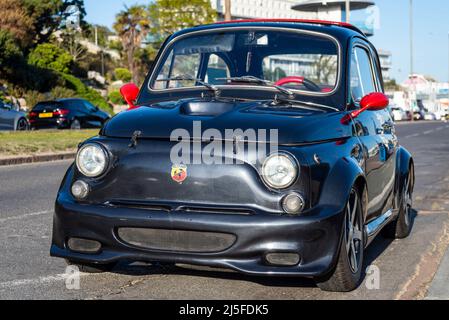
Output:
[{"xmin": 117, "ymin": 228, "xmax": 236, "ymax": 253}]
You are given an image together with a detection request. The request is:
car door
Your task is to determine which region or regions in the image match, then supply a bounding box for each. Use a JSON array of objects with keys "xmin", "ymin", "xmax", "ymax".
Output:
[
  {"xmin": 370, "ymin": 46, "xmax": 398, "ymax": 216},
  {"xmin": 82, "ymin": 100, "xmax": 103, "ymax": 128},
  {"xmin": 68, "ymin": 100, "xmax": 90, "ymax": 128},
  {"xmin": 349, "ymin": 43, "xmax": 395, "ymax": 222},
  {"xmin": 0, "ymin": 101, "xmax": 15, "ymax": 131}
]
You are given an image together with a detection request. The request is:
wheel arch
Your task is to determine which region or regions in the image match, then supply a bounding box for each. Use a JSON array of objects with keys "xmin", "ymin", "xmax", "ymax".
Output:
[
  {"xmin": 315, "ymin": 157, "xmax": 368, "ymax": 284},
  {"xmin": 14, "ymin": 116, "xmax": 28, "ymax": 131},
  {"xmin": 395, "ymin": 146, "xmax": 414, "ymax": 208},
  {"xmin": 319, "ymin": 156, "xmax": 368, "ymax": 221}
]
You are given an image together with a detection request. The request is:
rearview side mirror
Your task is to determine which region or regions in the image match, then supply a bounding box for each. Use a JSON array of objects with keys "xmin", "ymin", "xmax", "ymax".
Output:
[
  {"xmin": 120, "ymin": 83, "xmax": 140, "ymax": 110},
  {"xmin": 341, "ymin": 92, "xmax": 389, "ymax": 124}
]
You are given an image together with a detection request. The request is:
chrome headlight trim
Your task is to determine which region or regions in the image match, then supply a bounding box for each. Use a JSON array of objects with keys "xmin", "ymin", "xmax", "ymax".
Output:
[
  {"xmin": 76, "ymin": 143, "xmax": 109, "ymax": 178},
  {"xmin": 261, "ymin": 153, "xmax": 299, "ymax": 189}
]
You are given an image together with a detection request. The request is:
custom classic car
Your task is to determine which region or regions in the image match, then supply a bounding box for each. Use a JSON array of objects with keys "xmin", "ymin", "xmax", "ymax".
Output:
[{"xmin": 51, "ymin": 19, "xmax": 414, "ymax": 292}]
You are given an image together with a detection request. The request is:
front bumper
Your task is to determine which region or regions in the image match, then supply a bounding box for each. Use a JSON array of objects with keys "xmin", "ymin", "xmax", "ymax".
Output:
[
  {"xmin": 51, "ymin": 194, "xmax": 345, "ymax": 278},
  {"xmin": 30, "ymin": 118, "xmax": 69, "ymax": 129}
]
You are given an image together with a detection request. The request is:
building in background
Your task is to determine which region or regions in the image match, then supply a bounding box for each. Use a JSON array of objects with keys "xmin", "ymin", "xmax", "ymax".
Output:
[
  {"xmin": 401, "ymin": 75, "xmax": 449, "ymax": 114},
  {"xmin": 211, "ymin": 0, "xmax": 309, "ymax": 20},
  {"xmin": 378, "ymin": 49, "xmax": 392, "ymax": 81},
  {"xmin": 291, "ymin": 0, "xmax": 375, "ymax": 35}
]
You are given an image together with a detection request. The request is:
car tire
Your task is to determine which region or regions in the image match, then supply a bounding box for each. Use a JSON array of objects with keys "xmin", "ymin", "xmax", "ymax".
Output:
[
  {"xmin": 383, "ymin": 167, "xmax": 414, "ymax": 239},
  {"xmin": 70, "ymin": 119, "xmax": 81, "ymax": 130},
  {"xmin": 16, "ymin": 118, "xmax": 29, "ymax": 131},
  {"xmin": 315, "ymin": 187, "xmax": 365, "ymax": 292},
  {"xmin": 65, "ymin": 260, "xmax": 116, "ymax": 274}
]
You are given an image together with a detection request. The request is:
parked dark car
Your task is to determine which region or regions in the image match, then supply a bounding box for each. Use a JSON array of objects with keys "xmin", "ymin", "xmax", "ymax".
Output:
[
  {"xmin": 29, "ymin": 98, "xmax": 110, "ymax": 130},
  {"xmin": 51, "ymin": 20, "xmax": 414, "ymax": 292},
  {"xmin": 0, "ymin": 99, "xmax": 29, "ymax": 131}
]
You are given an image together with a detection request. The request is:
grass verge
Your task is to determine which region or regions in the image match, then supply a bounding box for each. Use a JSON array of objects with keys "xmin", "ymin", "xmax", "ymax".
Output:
[{"xmin": 0, "ymin": 130, "xmax": 99, "ymax": 157}]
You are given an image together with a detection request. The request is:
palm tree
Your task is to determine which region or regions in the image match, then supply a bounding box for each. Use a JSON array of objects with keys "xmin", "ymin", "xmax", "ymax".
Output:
[{"xmin": 113, "ymin": 5, "xmax": 150, "ymax": 83}]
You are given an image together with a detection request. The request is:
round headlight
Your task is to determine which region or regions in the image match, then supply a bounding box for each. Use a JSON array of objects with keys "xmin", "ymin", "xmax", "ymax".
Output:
[
  {"xmin": 76, "ymin": 144, "xmax": 108, "ymax": 177},
  {"xmin": 261, "ymin": 154, "xmax": 298, "ymax": 189}
]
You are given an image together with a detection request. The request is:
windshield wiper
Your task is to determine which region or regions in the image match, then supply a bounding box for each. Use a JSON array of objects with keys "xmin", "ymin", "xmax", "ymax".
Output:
[
  {"xmin": 216, "ymin": 76, "xmax": 294, "ymax": 98},
  {"xmin": 218, "ymin": 76, "xmax": 338, "ymax": 111},
  {"xmin": 269, "ymin": 95, "xmax": 339, "ymax": 112},
  {"xmin": 156, "ymin": 75, "xmax": 220, "ymax": 97}
]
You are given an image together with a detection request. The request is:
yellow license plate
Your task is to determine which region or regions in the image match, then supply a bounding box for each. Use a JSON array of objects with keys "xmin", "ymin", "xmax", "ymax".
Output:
[{"xmin": 39, "ymin": 113, "xmax": 53, "ymax": 118}]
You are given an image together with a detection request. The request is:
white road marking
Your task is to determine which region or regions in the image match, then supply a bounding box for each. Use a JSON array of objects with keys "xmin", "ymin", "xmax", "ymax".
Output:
[
  {"xmin": 0, "ymin": 210, "xmax": 52, "ymax": 223},
  {"xmin": 0, "ymin": 273, "xmax": 89, "ymax": 290},
  {"xmin": 404, "ymin": 133, "xmax": 420, "ymax": 139},
  {"xmin": 424, "ymin": 130, "xmax": 435, "ymax": 135}
]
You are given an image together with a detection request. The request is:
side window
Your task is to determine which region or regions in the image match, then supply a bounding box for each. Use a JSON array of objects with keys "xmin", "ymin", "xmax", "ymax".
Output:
[
  {"xmin": 154, "ymin": 52, "xmax": 201, "ymax": 89},
  {"xmin": 206, "ymin": 54, "xmax": 230, "ymax": 85},
  {"xmin": 63, "ymin": 101, "xmax": 78, "ymax": 111},
  {"xmin": 350, "ymin": 47, "xmax": 377, "ymax": 104},
  {"xmin": 83, "ymin": 101, "xmax": 97, "ymax": 112}
]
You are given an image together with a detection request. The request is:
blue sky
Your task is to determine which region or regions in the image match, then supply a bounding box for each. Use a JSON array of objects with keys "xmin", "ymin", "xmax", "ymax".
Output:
[{"xmin": 85, "ymin": 0, "xmax": 449, "ymax": 83}]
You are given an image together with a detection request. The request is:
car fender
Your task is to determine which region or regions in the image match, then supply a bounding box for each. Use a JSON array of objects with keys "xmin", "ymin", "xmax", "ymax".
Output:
[
  {"xmin": 314, "ymin": 156, "xmax": 367, "ymax": 271},
  {"xmin": 13, "ymin": 112, "xmax": 26, "ymax": 131},
  {"xmin": 319, "ymin": 156, "xmax": 367, "ymax": 220},
  {"xmin": 395, "ymin": 146, "xmax": 414, "ymax": 208}
]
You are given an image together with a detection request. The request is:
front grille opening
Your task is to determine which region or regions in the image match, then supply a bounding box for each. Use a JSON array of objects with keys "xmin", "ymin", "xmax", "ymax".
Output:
[
  {"xmin": 117, "ymin": 228, "xmax": 236, "ymax": 253},
  {"xmin": 107, "ymin": 201, "xmax": 171, "ymax": 212},
  {"xmin": 106, "ymin": 201, "xmax": 254, "ymax": 216},
  {"xmin": 180, "ymin": 206, "xmax": 254, "ymax": 216}
]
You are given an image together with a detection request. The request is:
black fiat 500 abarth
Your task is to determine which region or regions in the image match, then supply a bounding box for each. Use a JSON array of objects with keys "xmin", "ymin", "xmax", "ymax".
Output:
[{"xmin": 51, "ymin": 19, "xmax": 414, "ymax": 292}]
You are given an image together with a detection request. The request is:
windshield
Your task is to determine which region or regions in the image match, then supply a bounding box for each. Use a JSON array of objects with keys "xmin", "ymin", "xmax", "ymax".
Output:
[{"xmin": 150, "ymin": 29, "xmax": 339, "ymax": 95}]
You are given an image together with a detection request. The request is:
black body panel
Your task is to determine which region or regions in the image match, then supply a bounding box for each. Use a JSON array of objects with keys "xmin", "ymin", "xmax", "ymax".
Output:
[{"xmin": 51, "ymin": 21, "xmax": 413, "ymax": 278}]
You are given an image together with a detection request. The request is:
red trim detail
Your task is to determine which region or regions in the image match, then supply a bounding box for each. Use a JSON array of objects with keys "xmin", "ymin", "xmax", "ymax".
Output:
[
  {"xmin": 214, "ymin": 19, "xmax": 363, "ymax": 34},
  {"xmin": 120, "ymin": 83, "xmax": 140, "ymax": 110},
  {"xmin": 341, "ymin": 92, "xmax": 390, "ymax": 124},
  {"xmin": 53, "ymin": 109, "xmax": 70, "ymax": 116},
  {"xmin": 274, "ymin": 76, "xmax": 304, "ymax": 86}
]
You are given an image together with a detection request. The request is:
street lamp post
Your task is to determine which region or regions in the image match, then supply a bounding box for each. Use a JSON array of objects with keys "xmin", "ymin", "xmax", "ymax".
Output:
[
  {"xmin": 224, "ymin": 0, "xmax": 232, "ymax": 21},
  {"xmin": 410, "ymin": 0, "xmax": 414, "ymax": 77},
  {"xmin": 409, "ymin": 0, "xmax": 415, "ymax": 121},
  {"xmin": 345, "ymin": 0, "xmax": 351, "ymax": 23}
]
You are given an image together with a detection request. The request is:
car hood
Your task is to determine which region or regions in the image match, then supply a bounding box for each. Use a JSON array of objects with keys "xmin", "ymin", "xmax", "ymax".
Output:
[{"xmin": 102, "ymin": 99, "xmax": 350, "ymax": 145}]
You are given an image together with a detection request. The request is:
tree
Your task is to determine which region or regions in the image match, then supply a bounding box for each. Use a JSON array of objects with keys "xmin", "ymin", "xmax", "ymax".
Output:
[
  {"xmin": 149, "ymin": 0, "xmax": 217, "ymax": 38},
  {"xmin": 28, "ymin": 43, "xmax": 73, "ymax": 73},
  {"xmin": 115, "ymin": 68, "xmax": 132, "ymax": 82},
  {"xmin": 22, "ymin": 0, "xmax": 87, "ymax": 45},
  {"xmin": 113, "ymin": 5, "xmax": 150, "ymax": 83},
  {"xmin": 384, "ymin": 79, "xmax": 401, "ymax": 92},
  {"xmin": 0, "ymin": 0, "xmax": 34, "ymax": 48},
  {"xmin": 0, "ymin": 31, "xmax": 23, "ymax": 72},
  {"xmin": 59, "ymin": 29, "xmax": 87, "ymax": 62},
  {"xmin": 86, "ymin": 24, "xmax": 113, "ymax": 47}
]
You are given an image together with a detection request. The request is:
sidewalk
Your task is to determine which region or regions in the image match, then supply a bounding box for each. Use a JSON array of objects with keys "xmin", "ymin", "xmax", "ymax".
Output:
[
  {"xmin": 0, "ymin": 151, "xmax": 76, "ymax": 166},
  {"xmin": 426, "ymin": 246, "xmax": 449, "ymax": 300}
]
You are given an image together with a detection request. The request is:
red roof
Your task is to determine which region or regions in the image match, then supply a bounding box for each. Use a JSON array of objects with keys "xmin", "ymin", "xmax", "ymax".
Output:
[{"xmin": 213, "ymin": 19, "xmax": 364, "ymax": 35}]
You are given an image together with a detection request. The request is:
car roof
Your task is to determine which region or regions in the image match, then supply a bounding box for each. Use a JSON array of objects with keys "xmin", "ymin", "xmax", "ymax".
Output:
[
  {"xmin": 211, "ymin": 19, "xmax": 365, "ymax": 36},
  {"xmin": 167, "ymin": 19, "xmax": 368, "ymax": 52},
  {"xmin": 174, "ymin": 19, "xmax": 366, "ymax": 40}
]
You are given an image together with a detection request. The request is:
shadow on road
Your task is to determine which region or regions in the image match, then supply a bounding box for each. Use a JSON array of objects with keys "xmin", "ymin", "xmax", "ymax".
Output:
[{"xmin": 362, "ymin": 209, "xmax": 418, "ymax": 276}]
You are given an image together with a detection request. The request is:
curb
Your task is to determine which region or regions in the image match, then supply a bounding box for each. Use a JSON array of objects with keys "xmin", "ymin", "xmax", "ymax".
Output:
[
  {"xmin": 0, "ymin": 152, "xmax": 76, "ymax": 166},
  {"xmin": 426, "ymin": 245, "xmax": 449, "ymax": 300}
]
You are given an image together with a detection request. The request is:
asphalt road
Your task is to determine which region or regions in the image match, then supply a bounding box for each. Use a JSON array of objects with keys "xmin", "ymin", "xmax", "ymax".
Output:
[{"xmin": 1, "ymin": 121, "xmax": 449, "ymax": 300}]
